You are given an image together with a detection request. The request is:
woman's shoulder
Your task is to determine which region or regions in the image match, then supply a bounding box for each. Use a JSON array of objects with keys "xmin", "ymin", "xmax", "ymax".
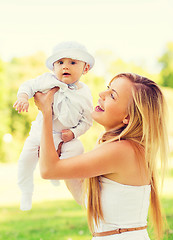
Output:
[
  {"xmin": 102, "ymin": 140, "xmax": 139, "ymax": 167},
  {"xmin": 102, "ymin": 140, "xmax": 146, "ymax": 181},
  {"xmin": 104, "ymin": 139, "xmax": 136, "ymax": 155}
]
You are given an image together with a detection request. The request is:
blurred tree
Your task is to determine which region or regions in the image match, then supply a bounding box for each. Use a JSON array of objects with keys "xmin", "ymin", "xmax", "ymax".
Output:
[
  {"xmin": 0, "ymin": 52, "xmax": 47, "ymax": 162},
  {"xmin": 0, "ymin": 59, "xmax": 7, "ymax": 162},
  {"xmin": 109, "ymin": 58, "xmax": 157, "ymax": 83},
  {"xmin": 6, "ymin": 51, "xmax": 47, "ymax": 137},
  {"xmin": 158, "ymin": 42, "xmax": 173, "ymax": 88}
]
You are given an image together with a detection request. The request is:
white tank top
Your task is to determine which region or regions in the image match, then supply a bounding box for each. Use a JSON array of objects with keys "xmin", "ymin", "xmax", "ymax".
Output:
[{"xmin": 92, "ymin": 177, "xmax": 151, "ymax": 240}]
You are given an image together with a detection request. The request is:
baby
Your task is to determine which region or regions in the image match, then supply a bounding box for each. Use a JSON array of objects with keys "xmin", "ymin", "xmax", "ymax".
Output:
[{"xmin": 13, "ymin": 41, "xmax": 94, "ymax": 210}]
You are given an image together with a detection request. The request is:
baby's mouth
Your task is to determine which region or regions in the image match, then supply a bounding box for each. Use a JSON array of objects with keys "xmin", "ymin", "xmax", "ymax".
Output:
[{"xmin": 63, "ymin": 73, "xmax": 71, "ymax": 76}]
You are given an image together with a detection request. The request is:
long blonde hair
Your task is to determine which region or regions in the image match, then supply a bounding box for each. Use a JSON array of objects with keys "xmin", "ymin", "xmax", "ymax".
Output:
[{"xmin": 85, "ymin": 73, "xmax": 168, "ymax": 240}]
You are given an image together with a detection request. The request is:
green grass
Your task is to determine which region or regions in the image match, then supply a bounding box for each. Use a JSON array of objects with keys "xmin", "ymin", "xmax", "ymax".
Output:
[
  {"xmin": 0, "ymin": 200, "xmax": 91, "ymax": 240},
  {"xmin": 162, "ymin": 196, "xmax": 173, "ymax": 240},
  {"xmin": 0, "ymin": 198, "xmax": 173, "ymax": 240}
]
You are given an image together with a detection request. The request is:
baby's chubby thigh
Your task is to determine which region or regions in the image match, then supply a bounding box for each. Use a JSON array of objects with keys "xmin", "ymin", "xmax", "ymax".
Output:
[
  {"xmin": 50, "ymin": 136, "xmax": 84, "ymax": 186},
  {"xmin": 52, "ymin": 131, "xmax": 84, "ymax": 159},
  {"xmin": 49, "ymin": 133, "xmax": 63, "ymax": 186},
  {"xmin": 60, "ymin": 138, "xmax": 84, "ymax": 159}
]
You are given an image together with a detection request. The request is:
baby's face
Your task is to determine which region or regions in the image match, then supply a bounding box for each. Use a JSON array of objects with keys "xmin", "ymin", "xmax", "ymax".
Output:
[{"xmin": 53, "ymin": 58, "xmax": 87, "ymax": 85}]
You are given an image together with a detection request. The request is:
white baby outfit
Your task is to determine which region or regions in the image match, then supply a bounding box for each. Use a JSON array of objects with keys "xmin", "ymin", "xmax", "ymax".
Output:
[
  {"xmin": 17, "ymin": 72, "xmax": 93, "ymax": 210},
  {"xmin": 92, "ymin": 177, "xmax": 151, "ymax": 240}
]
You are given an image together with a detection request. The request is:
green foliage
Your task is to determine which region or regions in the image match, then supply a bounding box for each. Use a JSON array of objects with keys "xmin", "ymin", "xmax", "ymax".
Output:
[
  {"xmin": 0, "ymin": 59, "xmax": 8, "ymax": 162},
  {"xmin": 162, "ymin": 87, "xmax": 173, "ymax": 137},
  {"xmin": 109, "ymin": 58, "xmax": 157, "ymax": 82},
  {"xmin": 0, "ymin": 52, "xmax": 49, "ymax": 162},
  {"xmin": 159, "ymin": 42, "xmax": 173, "ymax": 88}
]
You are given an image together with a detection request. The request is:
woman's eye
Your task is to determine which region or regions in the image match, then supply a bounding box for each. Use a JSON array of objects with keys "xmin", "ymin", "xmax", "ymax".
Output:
[
  {"xmin": 111, "ymin": 93, "xmax": 115, "ymax": 99},
  {"xmin": 107, "ymin": 86, "xmax": 115, "ymax": 99}
]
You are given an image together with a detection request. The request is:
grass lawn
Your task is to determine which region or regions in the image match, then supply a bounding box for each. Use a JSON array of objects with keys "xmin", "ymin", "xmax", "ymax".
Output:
[
  {"xmin": 0, "ymin": 200, "xmax": 90, "ymax": 240},
  {"xmin": 0, "ymin": 198, "xmax": 173, "ymax": 240}
]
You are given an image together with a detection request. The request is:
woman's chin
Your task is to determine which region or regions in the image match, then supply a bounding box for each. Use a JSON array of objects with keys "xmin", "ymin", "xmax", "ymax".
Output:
[
  {"xmin": 92, "ymin": 111, "xmax": 102, "ymax": 125},
  {"xmin": 91, "ymin": 110, "xmax": 96, "ymax": 119}
]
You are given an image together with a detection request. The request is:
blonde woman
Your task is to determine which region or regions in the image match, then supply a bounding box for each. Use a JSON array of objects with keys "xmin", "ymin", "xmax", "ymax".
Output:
[{"xmin": 34, "ymin": 73, "xmax": 168, "ymax": 240}]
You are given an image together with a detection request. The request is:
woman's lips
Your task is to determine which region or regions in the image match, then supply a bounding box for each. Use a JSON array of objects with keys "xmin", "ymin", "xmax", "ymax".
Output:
[{"xmin": 95, "ymin": 105, "xmax": 104, "ymax": 112}]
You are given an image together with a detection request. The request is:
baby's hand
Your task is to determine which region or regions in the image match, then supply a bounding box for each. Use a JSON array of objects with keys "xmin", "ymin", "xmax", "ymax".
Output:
[
  {"xmin": 13, "ymin": 97, "xmax": 29, "ymax": 113},
  {"xmin": 61, "ymin": 129, "xmax": 74, "ymax": 143}
]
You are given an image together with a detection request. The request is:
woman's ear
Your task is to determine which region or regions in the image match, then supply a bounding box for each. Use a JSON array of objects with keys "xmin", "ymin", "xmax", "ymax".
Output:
[
  {"xmin": 83, "ymin": 63, "xmax": 90, "ymax": 75},
  {"xmin": 123, "ymin": 115, "xmax": 130, "ymax": 125}
]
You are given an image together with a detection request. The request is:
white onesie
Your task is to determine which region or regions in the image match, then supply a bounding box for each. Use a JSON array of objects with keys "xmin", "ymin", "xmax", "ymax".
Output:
[{"xmin": 17, "ymin": 72, "xmax": 93, "ymax": 210}]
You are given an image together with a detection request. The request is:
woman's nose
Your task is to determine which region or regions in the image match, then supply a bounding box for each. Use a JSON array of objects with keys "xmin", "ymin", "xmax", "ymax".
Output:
[{"xmin": 99, "ymin": 91, "xmax": 106, "ymax": 100}]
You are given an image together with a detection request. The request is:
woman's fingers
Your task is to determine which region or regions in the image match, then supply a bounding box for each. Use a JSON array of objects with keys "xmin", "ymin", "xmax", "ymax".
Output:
[
  {"xmin": 34, "ymin": 87, "xmax": 59, "ymax": 111},
  {"xmin": 46, "ymin": 87, "xmax": 60, "ymax": 101},
  {"xmin": 49, "ymin": 87, "xmax": 59, "ymax": 95},
  {"xmin": 34, "ymin": 92, "xmax": 45, "ymax": 110}
]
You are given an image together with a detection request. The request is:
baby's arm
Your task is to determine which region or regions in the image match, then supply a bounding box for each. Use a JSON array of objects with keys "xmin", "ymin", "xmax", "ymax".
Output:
[
  {"xmin": 70, "ymin": 118, "xmax": 92, "ymax": 139},
  {"xmin": 71, "ymin": 85, "xmax": 93, "ymax": 138},
  {"xmin": 13, "ymin": 73, "xmax": 58, "ymax": 114},
  {"xmin": 13, "ymin": 93, "xmax": 29, "ymax": 113},
  {"xmin": 13, "ymin": 77, "xmax": 38, "ymax": 114},
  {"xmin": 61, "ymin": 116, "xmax": 92, "ymax": 142}
]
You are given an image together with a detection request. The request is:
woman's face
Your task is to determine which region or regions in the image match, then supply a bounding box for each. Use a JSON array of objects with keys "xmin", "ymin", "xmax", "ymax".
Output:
[{"xmin": 92, "ymin": 77, "xmax": 133, "ymax": 131}]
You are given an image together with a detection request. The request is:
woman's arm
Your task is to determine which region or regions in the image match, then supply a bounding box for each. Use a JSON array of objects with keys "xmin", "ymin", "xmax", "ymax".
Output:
[
  {"xmin": 34, "ymin": 89, "xmax": 60, "ymax": 177},
  {"xmin": 34, "ymin": 89, "xmax": 135, "ymax": 180}
]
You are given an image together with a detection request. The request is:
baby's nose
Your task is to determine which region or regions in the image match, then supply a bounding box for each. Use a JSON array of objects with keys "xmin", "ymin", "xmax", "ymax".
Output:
[{"xmin": 63, "ymin": 64, "xmax": 69, "ymax": 69}]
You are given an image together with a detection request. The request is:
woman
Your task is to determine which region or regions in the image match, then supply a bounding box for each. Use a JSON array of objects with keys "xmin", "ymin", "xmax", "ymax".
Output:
[{"xmin": 34, "ymin": 73, "xmax": 168, "ymax": 240}]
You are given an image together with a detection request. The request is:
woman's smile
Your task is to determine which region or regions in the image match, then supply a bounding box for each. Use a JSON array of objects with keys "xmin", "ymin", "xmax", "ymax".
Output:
[
  {"xmin": 95, "ymin": 105, "xmax": 104, "ymax": 112},
  {"xmin": 95, "ymin": 99, "xmax": 105, "ymax": 112}
]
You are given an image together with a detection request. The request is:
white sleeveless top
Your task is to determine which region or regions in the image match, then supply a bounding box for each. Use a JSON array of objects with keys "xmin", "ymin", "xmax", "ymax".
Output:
[{"xmin": 92, "ymin": 177, "xmax": 151, "ymax": 240}]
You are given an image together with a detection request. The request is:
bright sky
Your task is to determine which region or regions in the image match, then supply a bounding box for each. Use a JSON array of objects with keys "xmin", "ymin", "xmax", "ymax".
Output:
[{"xmin": 0, "ymin": 0, "xmax": 173, "ymax": 73}]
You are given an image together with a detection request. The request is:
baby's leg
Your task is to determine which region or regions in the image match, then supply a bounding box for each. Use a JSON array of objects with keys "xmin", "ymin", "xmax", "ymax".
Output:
[
  {"xmin": 49, "ymin": 133, "xmax": 63, "ymax": 186},
  {"xmin": 18, "ymin": 136, "xmax": 39, "ymax": 211},
  {"xmin": 61, "ymin": 139, "xmax": 84, "ymax": 203},
  {"xmin": 50, "ymin": 138, "xmax": 84, "ymax": 186},
  {"xmin": 60, "ymin": 138, "xmax": 84, "ymax": 159}
]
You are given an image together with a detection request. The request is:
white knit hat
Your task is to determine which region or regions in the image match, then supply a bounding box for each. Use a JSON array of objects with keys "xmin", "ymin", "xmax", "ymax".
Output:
[{"xmin": 46, "ymin": 41, "xmax": 95, "ymax": 70}]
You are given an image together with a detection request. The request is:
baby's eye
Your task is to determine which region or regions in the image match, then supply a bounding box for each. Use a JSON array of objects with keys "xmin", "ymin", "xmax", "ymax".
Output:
[
  {"xmin": 71, "ymin": 61, "xmax": 76, "ymax": 65},
  {"xmin": 58, "ymin": 61, "xmax": 63, "ymax": 64}
]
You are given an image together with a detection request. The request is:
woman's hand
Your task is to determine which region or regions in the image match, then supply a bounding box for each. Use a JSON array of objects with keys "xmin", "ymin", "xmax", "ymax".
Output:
[{"xmin": 34, "ymin": 87, "xmax": 59, "ymax": 114}]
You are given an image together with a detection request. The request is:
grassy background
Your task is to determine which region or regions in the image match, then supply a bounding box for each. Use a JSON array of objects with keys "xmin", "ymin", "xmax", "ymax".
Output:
[
  {"xmin": 0, "ymin": 200, "xmax": 90, "ymax": 240},
  {"xmin": 0, "ymin": 197, "xmax": 173, "ymax": 240}
]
